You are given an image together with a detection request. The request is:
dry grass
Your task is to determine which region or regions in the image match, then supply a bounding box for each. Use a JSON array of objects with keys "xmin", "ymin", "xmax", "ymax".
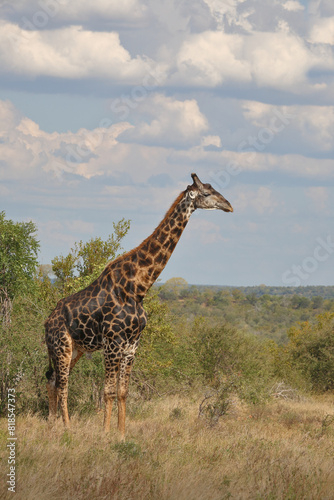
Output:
[{"xmin": 1, "ymin": 394, "xmax": 334, "ymax": 499}]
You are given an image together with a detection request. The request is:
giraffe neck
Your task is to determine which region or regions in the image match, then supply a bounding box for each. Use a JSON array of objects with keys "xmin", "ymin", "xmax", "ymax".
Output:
[
  {"xmin": 133, "ymin": 190, "xmax": 195, "ymax": 296},
  {"xmin": 107, "ymin": 190, "xmax": 195, "ymax": 301}
]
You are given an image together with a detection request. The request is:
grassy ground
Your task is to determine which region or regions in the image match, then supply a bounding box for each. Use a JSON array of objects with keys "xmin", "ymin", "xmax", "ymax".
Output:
[{"xmin": 1, "ymin": 394, "xmax": 334, "ymax": 499}]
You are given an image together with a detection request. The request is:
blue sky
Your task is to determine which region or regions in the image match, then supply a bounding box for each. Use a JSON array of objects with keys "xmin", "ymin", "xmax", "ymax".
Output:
[{"xmin": 0, "ymin": 0, "xmax": 333, "ymax": 286}]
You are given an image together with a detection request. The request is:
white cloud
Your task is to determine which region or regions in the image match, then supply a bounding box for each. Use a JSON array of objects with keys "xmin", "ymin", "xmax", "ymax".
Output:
[
  {"xmin": 175, "ymin": 31, "xmax": 251, "ymax": 86},
  {"xmin": 309, "ymin": 16, "xmax": 334, "ymax": 44},
  {"xmin": 290, "ymin": 106, "xmax": 334, "ymax": 151},
  {"xmin": 43, "ymin": 121, "xmax": 135, "ymax": 180},
  {"xmin": 0, "ymin": 22, "xmax": 159, "ymax": 81},
  {"xmin": 242, "ymin": 101, "xmax": 334, "ymax": 151},
  {"xmin": 201, "ymin": 135, "xmax": 222, "ymax": 148},
  {"xmin": 0, "ymin": 98, "xmax": 191, "ymax": 191},
  {"xmin": 241, "ymin": 100, "xmax": 296, "ymax": 129},
  {"xmin": 173, "ymin": 27, "xmax": 331, "ymax": 91},
  {"xmin": 1, "ymin": 3, "xmax": 333, "ymax": 97},
  {"xmin": 171, "ymin": 145, "xmax": 334, "ymax": 181},
  {"xmin": 282, "ymin": 1, "xmax": 304, "ymax": 12},
  {"xmin": 0, "ymin": 99, "xmax": 134, "ymax": 180},
  {"xmin": 1, "ymin": 97, "xmax": 333, "ymax": 202},
  {"xmin": 121, "ymin": 94, "xmax": 209, "ymax": 146},
  {"xmin": 0, "ymin": 100, "xmax": 22, "ymax": 134},
  {"xmin": 203, "ymin": 0, "xmax": 253, "ymax": 32},
  {"xmin": 245, "ymin": 31, "xmax": 319, "ymax": 89}
]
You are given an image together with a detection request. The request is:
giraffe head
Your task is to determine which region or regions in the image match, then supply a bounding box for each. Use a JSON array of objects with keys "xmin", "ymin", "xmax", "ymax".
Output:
[{"xmin": 187, "ymin": 173, "xmax": 233, "ymax": 213}]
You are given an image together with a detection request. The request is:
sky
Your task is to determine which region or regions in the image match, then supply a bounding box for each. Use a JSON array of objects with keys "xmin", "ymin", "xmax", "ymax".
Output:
[{"xmin": 0, "ymin": 0, "xmax": 333, "ymax": 287}]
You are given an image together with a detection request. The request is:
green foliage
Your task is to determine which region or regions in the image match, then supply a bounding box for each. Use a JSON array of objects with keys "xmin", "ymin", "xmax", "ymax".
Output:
[
  {"xmin": 0, "ymin": 218, "xmax": 131, "ymax": 417},
  {"xmin": 2, "ymin": 209, "xmax": 334, "ymax": 421},
  {"xmin": 160, "ymin": 277, "xmax": 189, "ymax": 299},
  {"xmin": 132, "ymin": 288, "xmax": 177, "ymax": 397},
  {"xmin": 0, "ymin": 293, "xmax": 49, "ymax": 416},
  {"xmin": 52, "ymin": 218, "xmax": 130, "ymax": 295},
  {"xmin": 285, "ymin": 313, "xmax": 334, "ymax": 392},
  {"xmin": 191, "ymin": 318, "xmax": 274, "ymax": 404},
  {"xmin": 67, "ymin": 351, "xmax": 105, "ymax": 415},
  {"xmin": 229, "ymin": 285, "xmax": 334, "ymax": 300},
  {"xmin": 158, "ymin": 284, "xmax": 334, "ymax": 344},
  {"xmin": 0, "ymin": 213, "xmax": 43, "ymax": 413},
  {"xmin": 0, "ymin": 211, "xmax": 39, "ymax": 312}
]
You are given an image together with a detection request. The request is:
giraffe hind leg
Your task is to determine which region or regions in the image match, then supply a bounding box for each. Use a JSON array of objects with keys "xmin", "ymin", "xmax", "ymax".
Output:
[
  {"xmin": 54, "ymin": 352, "xmax": 72, "ymax": 428},
  {"xmin": 46, "ymin": 328, "xmax": 73, "ymax": 428},
  {"xmin": 46, "ymin": 359, "xmax": 58, "ymax": 422},
  {"xmin": 46, "ymin": 348, "xmax": 84, "ymax": 426}
]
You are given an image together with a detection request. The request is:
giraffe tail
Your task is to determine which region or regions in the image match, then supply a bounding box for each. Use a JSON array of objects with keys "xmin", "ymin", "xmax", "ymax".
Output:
[{"xmin": 45, "ymin": 353, "xmax": 54, "ymax": 380}]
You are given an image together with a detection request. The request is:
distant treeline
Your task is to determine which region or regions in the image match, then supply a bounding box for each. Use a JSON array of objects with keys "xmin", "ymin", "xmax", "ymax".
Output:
[{"xmin": 157, "ymin": 284, "xmax": 334, "ymax": 299}]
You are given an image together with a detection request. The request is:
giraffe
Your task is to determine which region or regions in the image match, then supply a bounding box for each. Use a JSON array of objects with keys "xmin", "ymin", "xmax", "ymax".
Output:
[{"xmin": 44, "ymin": 173, "xmax": 233, "ymax": 437}]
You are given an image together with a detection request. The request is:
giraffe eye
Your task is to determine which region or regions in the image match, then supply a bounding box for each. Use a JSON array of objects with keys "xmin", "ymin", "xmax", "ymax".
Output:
[{"xmin": 203, "ymin": 192, "xmax": 210, "ymax": 197}]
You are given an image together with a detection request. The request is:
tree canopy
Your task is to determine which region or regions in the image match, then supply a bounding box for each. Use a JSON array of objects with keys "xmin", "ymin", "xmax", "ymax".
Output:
[
  {"xmin": 0, "ymin": 211, "xmax": 39, "ymax": 318},
  {"xmin": 51, "ymin": 218, "xmax": 130, "ymax": 294}
]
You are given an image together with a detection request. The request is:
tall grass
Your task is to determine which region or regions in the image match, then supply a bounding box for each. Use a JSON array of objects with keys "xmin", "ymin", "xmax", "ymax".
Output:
[{"xmin": 1, "ymin": 394, "xmax": 334, "ymax": 499}]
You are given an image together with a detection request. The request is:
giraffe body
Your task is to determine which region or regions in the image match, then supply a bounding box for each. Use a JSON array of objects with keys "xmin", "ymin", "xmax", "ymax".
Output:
[{"xmin": 45, "ymin": 173, "xmax": 233, "ymax": 437}]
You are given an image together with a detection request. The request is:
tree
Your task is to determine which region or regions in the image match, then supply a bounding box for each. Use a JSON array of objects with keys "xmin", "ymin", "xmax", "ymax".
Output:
[
  {"xmin": 161, "ymin": 277, "xmax": 188, "ymax": 299},
  {"xmin": 286, "ymin": 313, "xmax": 334, "ymax": 392},
  {"xmin": 192, "ymin": 318, "xmax": 274, "ymax": 404},
  {"xmin": 231, "ymin": 288, "xmax": 244, "ymax": 303},
  {"xmin": 312, "ymin": 296, "xmax": 324, "ymax": 310},
  {"xmin": 0, "ymin": 221, "xmax": 133, "ymax": 416},
  {"xmin": 291, "ymin": 295, "xmax": 311, "ymax": 309},
  {"xmin": 0, "ymin": 211, "xmax": 39, "ymax": 324},
  {"xmin": 52, "ymin": 218, "xmax": 130, "ymax": 294}
]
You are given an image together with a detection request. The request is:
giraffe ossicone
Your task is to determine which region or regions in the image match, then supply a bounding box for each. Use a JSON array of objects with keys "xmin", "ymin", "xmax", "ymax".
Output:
[{"xmin": 45, "ymin": 173, "xmax": 233, "ymax": 437}]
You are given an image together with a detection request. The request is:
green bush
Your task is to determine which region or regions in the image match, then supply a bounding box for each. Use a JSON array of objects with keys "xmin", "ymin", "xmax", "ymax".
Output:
[
  {"xmin": 285, "ymin": 313, "xmax": 334, "ymax": 392},
  {"xmin": 0, "ymin": 294, "xmax": 49, "ymax": 416},
  {"xmin": 192, "ymin": 318, "xmax": 275, "ymax": 404}
]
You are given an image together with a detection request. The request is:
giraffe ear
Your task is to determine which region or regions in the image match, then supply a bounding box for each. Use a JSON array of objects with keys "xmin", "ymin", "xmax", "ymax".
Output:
[{"xmin": 188, "ymin": 190, "xmax": 196, "ymax": 199}]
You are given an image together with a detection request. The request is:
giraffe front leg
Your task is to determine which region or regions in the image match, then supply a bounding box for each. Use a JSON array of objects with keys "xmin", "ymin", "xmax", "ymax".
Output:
[
  {"xmin": 56, "ymin": 348, "xmax": 83, "ymax": 425},
  {"xmin": 117, "ymin": 352, "xmax": 136, "ymax": 440}
]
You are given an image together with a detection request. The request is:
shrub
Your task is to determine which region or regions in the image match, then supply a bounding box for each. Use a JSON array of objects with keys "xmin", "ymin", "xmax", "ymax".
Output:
[
  {"xmin": 192, "ymin": 319, "xmax": 275, "ymax": 404},
  {"xmin": 286, "ymin": 313, "xmax": 334, "ymax": 392}
]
